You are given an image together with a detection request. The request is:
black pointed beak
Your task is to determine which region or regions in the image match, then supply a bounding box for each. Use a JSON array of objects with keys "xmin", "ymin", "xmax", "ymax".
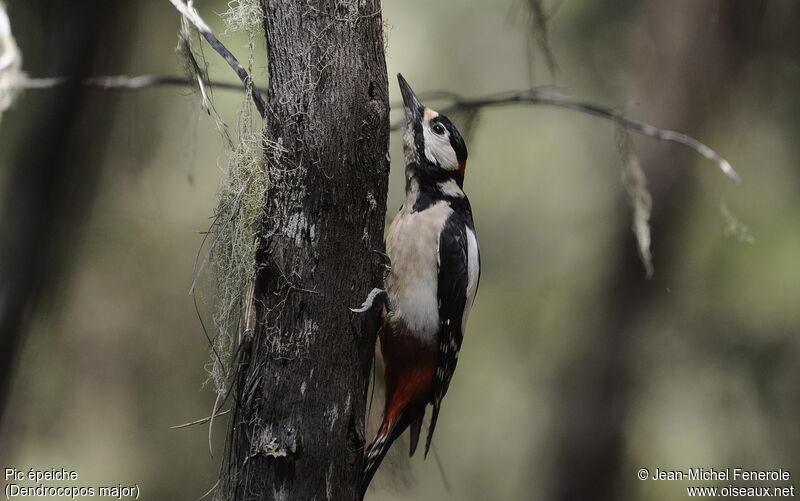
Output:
[{"xmin": 397, "ymin": 73, "xmax": 423, "ymax": 124}]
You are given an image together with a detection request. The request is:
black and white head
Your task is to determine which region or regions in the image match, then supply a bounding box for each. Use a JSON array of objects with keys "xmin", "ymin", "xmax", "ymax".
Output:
[{"xmin": 398, "ymin": 74, "xmax": 468, "ymax": 185}]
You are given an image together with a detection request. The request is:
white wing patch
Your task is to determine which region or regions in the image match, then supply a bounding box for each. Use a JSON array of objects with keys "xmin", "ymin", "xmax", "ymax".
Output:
[
  {"xmin": 462, "ymin": 227, "xmax": 480, "ymax": 331},
  {"xmin": 437, "ymin": 179, "xmax": 464, "ymax": 198}
]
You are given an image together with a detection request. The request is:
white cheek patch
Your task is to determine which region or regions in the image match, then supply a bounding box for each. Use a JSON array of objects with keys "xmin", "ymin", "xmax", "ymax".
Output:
[{"xmin": 423, "ymin": 126, "xmax": 458, "ymax": 170}]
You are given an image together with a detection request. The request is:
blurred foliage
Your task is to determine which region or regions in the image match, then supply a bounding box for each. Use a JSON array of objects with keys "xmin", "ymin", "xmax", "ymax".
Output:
[{"xmin": 1, "ymin": 1, "xmax": 799, "ymax": 500}]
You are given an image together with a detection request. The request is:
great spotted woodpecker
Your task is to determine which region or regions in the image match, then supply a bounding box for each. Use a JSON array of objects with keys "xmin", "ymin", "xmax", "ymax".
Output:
[{"xmin": 359, "ymin": 74, "xmax": 480, "ymax": 497}]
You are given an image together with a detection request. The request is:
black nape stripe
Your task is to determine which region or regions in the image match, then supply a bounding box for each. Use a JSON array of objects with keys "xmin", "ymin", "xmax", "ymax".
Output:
[{"xmin": 410, "ymin": 165, "xmax": 472, "ymax": 215}]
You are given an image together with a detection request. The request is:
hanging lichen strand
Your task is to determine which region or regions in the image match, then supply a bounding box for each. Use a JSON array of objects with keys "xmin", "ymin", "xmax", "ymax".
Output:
[{"xmin": 178, "ymin": 0, "xmax": 267, "ymax": 400}]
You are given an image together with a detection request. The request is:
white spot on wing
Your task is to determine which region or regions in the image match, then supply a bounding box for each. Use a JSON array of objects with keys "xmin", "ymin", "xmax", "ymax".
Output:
[
  {"xmin": 438, "ymin": 179, "xmax": 464, "ymax": 198},
  {"xmin": 462, "ymin": 227, "xmax": 480, "ymax": 331}
]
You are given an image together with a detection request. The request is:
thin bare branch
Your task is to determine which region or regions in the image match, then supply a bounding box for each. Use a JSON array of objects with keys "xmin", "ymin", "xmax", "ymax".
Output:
[
  {"xmin": 14, "ymin": 74, "xmax": 267, "ymax": 95},
  {"xmin": 171, "ymin": 408, "xmax": 231, "ymax": 429},
  {"xmin": 392, "ymin": 88, "xmax": 740, "ymax": 183},
  {"xmin": 208, "ymin": 390, "xmax": 223, "ymax": 457},
  {"xmin": 166, "ymin": 0, "xmax": 266, "ymax": 118},
  {"xmin": 12, "ymin": 70, "xmax": 738, "ymax": 184},
  {"xmin": 196, "ymin": 480, "xmax": 219, "ymax": 501}
]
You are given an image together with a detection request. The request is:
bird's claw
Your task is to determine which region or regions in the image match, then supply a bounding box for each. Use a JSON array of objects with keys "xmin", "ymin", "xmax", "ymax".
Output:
[
  {"xmin": 370, "ymin": 250, "xmax": 392, "ymax": 270},
  {"xmin": 350, "ymin": 288, "xmax": 387, "ymax": 314}
]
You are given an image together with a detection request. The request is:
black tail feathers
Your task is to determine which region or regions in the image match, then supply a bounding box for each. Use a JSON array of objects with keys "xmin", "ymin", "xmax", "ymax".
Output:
[
  {"xmin": 424, "ymin": 402, "xmax": 441, "ymax": 458},
  {"xmin": 408, "ymin": 412, "xmax": 424, "ymax": 457},
  {"xmin": 360, "ymin": 407, "xmax": 425, "ymax": 500}
]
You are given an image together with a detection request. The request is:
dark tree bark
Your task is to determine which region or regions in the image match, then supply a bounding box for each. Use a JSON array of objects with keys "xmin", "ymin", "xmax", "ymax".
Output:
[
  {"xmin": 225, "ymin": 1, "xmax": 390, "ymax": 499},
  {"xmin": 551, "ymin": 2, "xmax": 765, "ymax": 501}
]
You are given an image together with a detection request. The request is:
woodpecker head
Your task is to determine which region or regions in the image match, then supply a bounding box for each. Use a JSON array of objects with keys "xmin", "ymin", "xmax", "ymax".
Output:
[{"xmin": 398, "ymin": 74, "xmax": 468, "ymax": 183}]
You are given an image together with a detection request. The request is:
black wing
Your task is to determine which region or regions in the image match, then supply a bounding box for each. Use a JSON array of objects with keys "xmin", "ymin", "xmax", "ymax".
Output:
[{"xmin": 424, "ymin": 214, "xmax": 471, "ymax": 456}]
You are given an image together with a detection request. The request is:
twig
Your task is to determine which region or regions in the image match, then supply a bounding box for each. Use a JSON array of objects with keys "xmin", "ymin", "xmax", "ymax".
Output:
[
  {"xmin": 15, "ymin": 74, "xmax": 267, "ymax": 95},
  {"xmin": 171, "ymin": 408, "xmax": 231, "ymax": 429},
  {"xmin": 12, "ymin": 73, "xmax": 738, "ymax": 183},
  {"xmin": 196, "ymin": 479, "xmax": 219, "ymax": 501},
  {"xmin": 208, "ymin": 389, "xmax": 223, "ymax": 457},
  {"xmin": 166, "ymin": 0, "xmax": 266, "ymax": 118},
  {"xmin": 392, "ymin": 88, "xmax": 740, "ymax": 183}
]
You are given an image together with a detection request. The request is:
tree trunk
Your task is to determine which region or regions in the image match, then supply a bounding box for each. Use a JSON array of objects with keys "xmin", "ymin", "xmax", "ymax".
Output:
[{"xmin": 225, "ymin": 1, "xmax": 390, "ymax": 499}]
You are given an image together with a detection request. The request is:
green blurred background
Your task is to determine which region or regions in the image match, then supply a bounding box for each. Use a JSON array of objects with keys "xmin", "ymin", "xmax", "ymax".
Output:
[{"xmin": 2, "ymin": 1, "xmax": 799, "ymax": 500}]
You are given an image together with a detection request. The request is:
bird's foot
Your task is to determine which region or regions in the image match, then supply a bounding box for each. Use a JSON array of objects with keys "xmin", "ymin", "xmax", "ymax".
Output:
[
  {"xmin": 350, "ymin": 288, "xmax": 387, "ymax": 314},
  {"xmin": 370, "ymin": 249, "xmax": 392, "ymax": 271}
]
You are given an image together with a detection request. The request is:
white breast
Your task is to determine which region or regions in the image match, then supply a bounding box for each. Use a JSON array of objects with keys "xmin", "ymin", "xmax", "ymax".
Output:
[{"xmin": 385, "ymin": 201, "xmax": 453, "ymax": 344}]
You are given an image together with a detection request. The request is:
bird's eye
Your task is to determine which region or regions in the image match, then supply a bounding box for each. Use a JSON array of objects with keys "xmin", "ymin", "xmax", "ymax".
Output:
[{"xmin": 432, "ymin": 123, "xmax": 446, "ymax": 135}]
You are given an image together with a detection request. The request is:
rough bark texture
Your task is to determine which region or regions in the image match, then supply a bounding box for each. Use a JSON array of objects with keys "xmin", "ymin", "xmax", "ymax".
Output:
[{"xmin": 225, "ymin": 1, "xmax": 389, "ymax": 499}]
